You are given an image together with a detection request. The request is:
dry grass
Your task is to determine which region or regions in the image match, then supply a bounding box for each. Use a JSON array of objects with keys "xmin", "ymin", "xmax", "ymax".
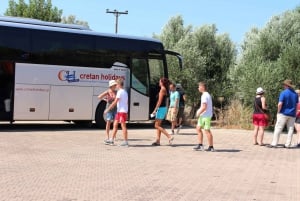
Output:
[{"xmin": 222, "ymin": 99, "xmax": 253, "ymax": 130}]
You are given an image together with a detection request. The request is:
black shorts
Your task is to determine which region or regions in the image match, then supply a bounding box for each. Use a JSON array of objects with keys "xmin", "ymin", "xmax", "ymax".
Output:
[{"xmin": 177, "ymin": 107, "xmax": 184, "ymax": 119}]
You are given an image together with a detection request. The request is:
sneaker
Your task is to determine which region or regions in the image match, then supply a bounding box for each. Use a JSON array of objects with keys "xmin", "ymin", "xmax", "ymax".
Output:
[
  {"xmin": 119, "ymin": 141, "xmax": 129, "ymax": 147},
  {"xmin": 193, "ymin": 144, "xmax": 204, "ymax": 151},
  {"xmin": 266, "ymin": 144, "xmax": 277, "ymax": 148},
  {"xmin": 104, "ymin": 139, "xmax": 113, "ymax": 145},
  {"xmin": 176, "ymin": 125, "xmax": 182, "ymax": 134},
  {"xmin": 206, "ymin": 146, "xmax": 215, "ymax": 152},
  {"xmin": 168, "ymin": 136, "xmax": 174, "ymax": 145}
]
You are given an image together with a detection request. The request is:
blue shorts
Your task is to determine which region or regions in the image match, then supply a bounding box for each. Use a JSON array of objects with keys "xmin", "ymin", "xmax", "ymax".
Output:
[
  {"xmin": 156, "ymin": 107, "xmax": 167, "ymax": 120},
  {"xmin": 106, "ymin": 109, "xmax": 116, "ymax": 121}
]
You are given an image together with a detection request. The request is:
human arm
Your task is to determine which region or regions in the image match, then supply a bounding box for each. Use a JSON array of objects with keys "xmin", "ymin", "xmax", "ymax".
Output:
[
  {"xmin": 97, "ymin": 90, "xmax": 109, "ymax": 101},
  {"xmin": 261, "ymin": 96, "xmax": 267, "ymax": 110},
  {"xmin": 277, "ymin": 102, "xmax": 283, "ymax": 114},
  {"xmin": 197, "ymin": 102, "xmax": 207, "ymax": 117},
  {"xmin": 152, "ymin": 88, "xmax": 165, "ymax": 114},
  {"xmin": 182, "ymin": 94, "xmax": 187, "ymax": 102},
  {"xmin": 104, "ymin": 97, "xmax": 119, "ymax": 114},
  {"xmin": 173, "ymin": 92, "xmax": 180, "ymax": 114}
]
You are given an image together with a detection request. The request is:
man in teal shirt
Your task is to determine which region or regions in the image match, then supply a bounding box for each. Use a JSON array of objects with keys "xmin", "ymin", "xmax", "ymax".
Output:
[{"xmin": 166, "ymin": 83, "xmax": 180, "ymax": 135}]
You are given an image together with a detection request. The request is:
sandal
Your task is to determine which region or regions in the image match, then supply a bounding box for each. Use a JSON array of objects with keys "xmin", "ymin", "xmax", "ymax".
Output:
[
  {"xmin": 151, "ymin": 142, "xmax": 160, "ymax": 146},
  {"xmin": 168, "ymin": 136, "xmax": 174, "ymax": 145}
]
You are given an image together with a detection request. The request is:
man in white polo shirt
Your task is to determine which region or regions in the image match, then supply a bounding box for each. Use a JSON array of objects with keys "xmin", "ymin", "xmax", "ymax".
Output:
[{"xmin": 193, "ymin": 81, "xmax": 214, "ymax": 152}]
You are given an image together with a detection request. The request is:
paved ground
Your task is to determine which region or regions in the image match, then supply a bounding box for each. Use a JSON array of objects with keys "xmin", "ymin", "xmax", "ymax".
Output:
[{"xmin": 0, "ymin": 123, "xmax": 299, "ymax": 201}]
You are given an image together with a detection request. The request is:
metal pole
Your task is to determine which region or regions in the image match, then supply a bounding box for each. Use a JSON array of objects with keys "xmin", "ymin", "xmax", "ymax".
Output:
[{"xmin": 106, "ymin": 9, "xmax": 128, "ymax": 34}]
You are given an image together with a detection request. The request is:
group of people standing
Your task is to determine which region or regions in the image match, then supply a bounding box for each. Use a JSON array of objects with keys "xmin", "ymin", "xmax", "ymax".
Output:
[
  {"xmin": 97, "ymin": 77, "xmax": 300, "ymax": 150},
  {"xmin": 253, "ymin": 79, "xmax": 300, "ymax": 148},
  {"xmin": 98, "ymin": 77, "xmax": 215, "ymax": 151}
]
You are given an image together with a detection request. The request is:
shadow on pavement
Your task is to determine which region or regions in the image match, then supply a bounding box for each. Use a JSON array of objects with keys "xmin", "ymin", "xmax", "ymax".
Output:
[
  {"xmin": 171, "ymin": 144, "xmax": 196, "ymax": 147},
  {"xmin": 130, "ymin": 144, "xmax": 157, "ymax": 148},
  {"xmin": 214, "ymin": 149, "xmax": 242, "ymax": 153},
  {"xmin": 0, "ymin": 122, "xmax": 155, "ymax": 132},
  {"xmin": 176, "ymin": 133, "xmax": 197, "ymax": 136},
  {"xmin": 128, "ymin": 138, "xmax": 152, "ymax": 142}
]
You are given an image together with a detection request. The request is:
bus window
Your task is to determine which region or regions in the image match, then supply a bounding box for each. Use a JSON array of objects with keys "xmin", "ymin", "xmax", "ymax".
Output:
[
  {"xmin": 31, "ymin": 30, "xmax": 94, "ymax": 66},
  {"xmin": 131, "ymin": 59, "xmax": 149, "ymax": 95},
  {"xmin": 149, "ymin": 59, "xmax": 164, "ymax": 86},
  {"xmin": 0, "ymin": 27, "xmax": 30, "ymax": 60}
]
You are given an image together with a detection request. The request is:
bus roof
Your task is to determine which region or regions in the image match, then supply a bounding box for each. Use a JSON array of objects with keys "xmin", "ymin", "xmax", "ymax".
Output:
[
  {"xmin": 0, "ymin": 16, "xmax": 162, "ymax": 44},
  {"xmin": 0, "ymin": 16, "xmax": 91, "ymax": 30}
]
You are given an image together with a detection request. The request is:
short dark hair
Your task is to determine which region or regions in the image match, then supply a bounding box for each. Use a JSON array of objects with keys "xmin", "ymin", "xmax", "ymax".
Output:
[
  {"xmin": 199, "ymin": 81, "xmax": 207, "ymax": 90},
  {"xmin": 169, "ymin": 83, "xmax": 176, "ymax": 88}
]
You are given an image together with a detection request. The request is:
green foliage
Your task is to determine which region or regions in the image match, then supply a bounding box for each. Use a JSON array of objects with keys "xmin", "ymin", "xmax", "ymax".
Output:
[
  {"xmin": 155, "ymin": 16, "xmax": 236, "ymax": 117},
  {"xmin": 232, "ymin": 7, "xmax": 300, "ymax": 118},
  {"xmin": 61, "ymin": 15, "xmax": 89, "ymax": 28},
  {"xmin": 4, "ymin": 0, "xmax": 89, "ymax": 27},
  {"xmin": 5, "ymin": 0, "xmax": 62, "ymax": 22}
]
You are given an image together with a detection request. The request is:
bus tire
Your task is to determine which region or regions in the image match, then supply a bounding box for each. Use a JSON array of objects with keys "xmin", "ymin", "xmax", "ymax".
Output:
[{"xmin": 95, "ymin": 101, "xmax": 106, "ymax": 128}]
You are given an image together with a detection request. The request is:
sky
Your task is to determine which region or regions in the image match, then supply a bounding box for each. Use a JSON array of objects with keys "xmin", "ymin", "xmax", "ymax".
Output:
[{"xmin": 0, "ymin": 0, "xmax": 299, "ymax": 45}]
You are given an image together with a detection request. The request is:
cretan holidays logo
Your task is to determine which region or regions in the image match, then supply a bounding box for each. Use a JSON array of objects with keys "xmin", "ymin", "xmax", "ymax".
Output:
[{"xmin": 58, "ymin": 70, "xmax": 80, "ymax": 83}]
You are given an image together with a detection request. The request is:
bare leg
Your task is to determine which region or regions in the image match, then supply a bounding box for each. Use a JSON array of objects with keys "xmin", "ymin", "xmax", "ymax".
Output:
[
  {"xmin": 258, "ymin": 126, "xmax": 265, "ymax": 145},
  {"xmin": 105, "ymin": 121, "xmax": 111, "ymax": 139},
  {"xmin": 121, "ymin": 122, "xmax": 128, "ymax": 141},
  {"xmin": 253, "ymin": 125, "xmax": 259, "ymax": 144},
  {"xmin": 171, "ymin": 120, "xmax": 176, "ymax": 133},
  {"xmin": 297, "ymin": 124, "xmax": 300, "ymax": 145},
  {"xmin": 178, "ymin": 117, "xmax": 183, "ymax": 126},
  {"xmin": 154, "ymin": 120, "xmax": 171, "ymax": 143},
  {"xmin": 111, "ymin": 120, "xmax": 119, "ymax": 140},
  {"xmin": 196, "ymin": 126, "xmax": 203, "ymax": 144},
  {"xmin": 204, "ymin": 129, "xmax": 213, "ymax": 146}
]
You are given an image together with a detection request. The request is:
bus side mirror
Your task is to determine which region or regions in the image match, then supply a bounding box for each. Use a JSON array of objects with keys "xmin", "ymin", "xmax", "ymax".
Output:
[{"xmin": 165, "ymin": 50, "xmax": 183, "ymax": 70}]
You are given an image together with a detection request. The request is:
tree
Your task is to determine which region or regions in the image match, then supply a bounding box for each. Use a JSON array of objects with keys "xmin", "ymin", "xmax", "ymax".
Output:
[
  {"xmin": 4, "ymin": 0, "xmax": 89, "ymax": 27},
  {"xmin": 61, "ymin": 15, "xmax": 89, "ymax": 28},
  {"xmin": 231, "ymin": 7, "xmax": 300, "ymax": 118},
  {"xmin": 155, "ymin": 16, "xmax": 236, "ymax": 117},
  {"xmin": 5, "ymin": 0, "xmax": 62, "ymax": 22}
]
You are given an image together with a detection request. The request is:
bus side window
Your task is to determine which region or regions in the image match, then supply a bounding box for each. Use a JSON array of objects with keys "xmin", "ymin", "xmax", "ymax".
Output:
[
  {"xmin": 149, "ymin": 59, "xmax": 164, "ymax": 87},
  {"xmin": 131, "ymin": 59, "xmax": 149, "ymax": 95}
]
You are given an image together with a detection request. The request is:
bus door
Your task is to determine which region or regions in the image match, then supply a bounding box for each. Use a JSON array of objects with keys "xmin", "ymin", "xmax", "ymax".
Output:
[
  {"xmin": 148, "ymin": 58, "xmax": 165, "ymax": 115},
  {"xmin": 129, "ymin": 58, "xmax": 150, "ymax": 120},
  {"xmin": 0, "ymin": 61, "xmax": 14, "ymax": 121}
]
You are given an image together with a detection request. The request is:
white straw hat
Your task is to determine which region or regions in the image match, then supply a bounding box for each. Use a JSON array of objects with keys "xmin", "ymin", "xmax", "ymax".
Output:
[{"xmin": 109, "ymin": 80, "xmax": 117, "ymax": 87}]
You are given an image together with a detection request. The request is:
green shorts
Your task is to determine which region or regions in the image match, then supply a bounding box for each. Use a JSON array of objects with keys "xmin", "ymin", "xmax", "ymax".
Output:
[{"xmin": 197, "ymin": 117, "xmax": 212, "ymax": 130}]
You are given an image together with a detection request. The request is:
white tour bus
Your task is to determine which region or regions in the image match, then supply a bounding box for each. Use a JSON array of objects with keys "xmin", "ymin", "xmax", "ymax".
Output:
[{"xmin": 0, "ymin": 16, "xmax": 182, "ymax": 127}]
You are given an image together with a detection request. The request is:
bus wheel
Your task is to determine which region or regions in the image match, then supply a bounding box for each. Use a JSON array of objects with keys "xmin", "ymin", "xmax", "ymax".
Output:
[{"xmin": 95, "ymin": 101, "xmax": 106, "ymax": 128}]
